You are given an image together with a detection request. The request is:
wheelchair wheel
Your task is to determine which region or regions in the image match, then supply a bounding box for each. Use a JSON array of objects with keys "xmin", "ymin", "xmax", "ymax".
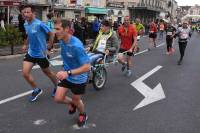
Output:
[{"xmin": 92, "ymin": 66, "xmax": 107, "ymax": 90}]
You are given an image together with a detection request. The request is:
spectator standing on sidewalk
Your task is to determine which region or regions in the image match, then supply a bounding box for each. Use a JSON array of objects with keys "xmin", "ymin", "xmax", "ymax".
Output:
[
  {"xmin": 74, "ymin": 17, "xmax": 86, "ymax": 45},
  {"xmin": 18, "ymin": 6, "xmax": 26, "ymax": 40},
  {"xmin": 46, "ymin": 13, "xmax": 55, "ymax": 54},
  {"xmin": 92, "ymin": 18, "xmax": 100, "ymax": 39},
  {"xmin": 46, "ymin": 13, "xmax": 54, "ymax": 31},
  {"xmin": 0, "ymin": 15, "xmax": 6, "ymax": 31},
  {"xmin": 21, "ymin": 5, "xmax": 57, "ymax": 102}
]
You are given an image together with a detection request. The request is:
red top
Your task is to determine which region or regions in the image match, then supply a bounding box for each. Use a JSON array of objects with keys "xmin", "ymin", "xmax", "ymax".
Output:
[
  {"xmin": 149, "ymin": 22, "xmax": 158, "ymax": 33},
  {"xmin": 118, "ymin": 24, "xmax": 137, "ymax": 50}
]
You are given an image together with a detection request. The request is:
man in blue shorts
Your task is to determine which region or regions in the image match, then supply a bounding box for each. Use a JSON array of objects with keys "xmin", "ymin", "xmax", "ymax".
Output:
[
  {"xmin": 22, "ymin": 5, "xmax": 57, "ymax": 102},
  {"xmin": 54, "ymin": 19, "xmax": 90, "ymax": 127}
]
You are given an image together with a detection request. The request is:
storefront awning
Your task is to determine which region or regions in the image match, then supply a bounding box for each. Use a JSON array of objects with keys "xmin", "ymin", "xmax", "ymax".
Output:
[
  {"xmin": 0, "ymin": 0, "xmax": 21, "ymax": 6},
  {"xmin": 85, "ymin": 7, "xmax": 107, "ymax": 14}
]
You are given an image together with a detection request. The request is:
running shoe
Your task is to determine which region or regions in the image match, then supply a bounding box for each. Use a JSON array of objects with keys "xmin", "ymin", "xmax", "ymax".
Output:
[
  {"xmin": 177, "ymin": 60, "xmax": 182, "ymax": 65},
  {"xmin": 68, "ymin": 103, "xmax": 76, "ymax": 115},
  {"xmin": 121, "ymin": 63, "xmax": 127, "ymax": 72},
  {"xmin": 29, "ymin": 88, "xmax": 43, "ymax": 102},
  {"xmin": 77, "ymin": 113, "xmax": 88, "ymax": 127},
  {"xmin": 126, "ymin": 70, "xmax": 132, "ymax": 77},
  {"xmin": 171, "ymin": 48, "xmax": 175, "ymax": 52}
]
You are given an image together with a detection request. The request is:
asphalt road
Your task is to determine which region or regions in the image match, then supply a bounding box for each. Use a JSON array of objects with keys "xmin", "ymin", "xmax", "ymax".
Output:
[{"xmin": 0, "ymin": 33, "xmax": 200, "ymax": 133}]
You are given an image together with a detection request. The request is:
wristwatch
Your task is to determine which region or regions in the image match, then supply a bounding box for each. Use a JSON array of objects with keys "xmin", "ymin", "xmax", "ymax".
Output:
[{"xmin": 67, "ymin": 70, "xmax": 72, "ymax": 76}]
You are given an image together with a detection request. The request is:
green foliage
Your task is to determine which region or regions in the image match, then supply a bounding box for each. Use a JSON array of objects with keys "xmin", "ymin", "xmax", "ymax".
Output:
[{"xmin": 0, "ymin": 24, "xmax": 23, "ymax": 47}]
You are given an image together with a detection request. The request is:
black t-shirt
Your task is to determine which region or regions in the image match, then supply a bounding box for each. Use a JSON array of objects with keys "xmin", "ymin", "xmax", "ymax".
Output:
[{"xmin": 166, "ymin": 26, "xmax": 176, "ymax": 39}]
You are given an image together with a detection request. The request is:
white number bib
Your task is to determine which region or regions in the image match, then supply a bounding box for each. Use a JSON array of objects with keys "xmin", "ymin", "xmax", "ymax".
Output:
[
  {"xmin": 167, "ymin": 32, "xmax": 172, "ymax": 35},
  {"xmin": 181, "ymin": 33, "xmax": 188, "ymax": 39},
  {"xmin": 96, "ymin": 39, "xmax": 107, "ymax": 53}
]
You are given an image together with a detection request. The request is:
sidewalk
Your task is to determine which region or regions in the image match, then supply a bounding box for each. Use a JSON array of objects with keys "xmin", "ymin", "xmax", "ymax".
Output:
[{"xmin": 0, "ymin": 39, "xmax": 94, "ymax": 60}]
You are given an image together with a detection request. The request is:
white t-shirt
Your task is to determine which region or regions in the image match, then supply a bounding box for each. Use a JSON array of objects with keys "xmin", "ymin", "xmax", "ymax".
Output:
[
  {"xmin": 178, "ymin": 27, "xmax": 190, "ymax": 39},
  {"xmin": 96, "ymin": 34, "xmax": 110, "ymax": 53}
]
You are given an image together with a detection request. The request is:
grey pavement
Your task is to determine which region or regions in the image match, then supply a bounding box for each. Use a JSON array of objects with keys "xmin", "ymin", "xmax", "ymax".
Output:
[{"xmin": 0, "ymin": 33, "xmax": 200, "ymax": 133}]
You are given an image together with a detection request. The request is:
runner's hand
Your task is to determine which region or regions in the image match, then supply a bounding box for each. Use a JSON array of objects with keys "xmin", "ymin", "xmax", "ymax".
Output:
[
  {"xmin": 133, "ymin": 46, "xmax": 138, "ymax": 53},
  {"xmin": 47, "ymin": 44, "xmax": 53, "ymax": 51},
  {"xmin": 56, "ymin": 71, "xmax": 68, "ymax": 80},
  {"xmin": 21, "ymin": 45, "xmax": 27, "ymax": 52},
  {"xmin": 105, "ymin": 49, "xmax": 109, "ymax": 55},
  {"xmin": 86, "ymin": 47, "xmax": 91, "ymax": 52},
  {"xmin": 128, "ymin": 48, "xmax": 133, "ymax": 53}
]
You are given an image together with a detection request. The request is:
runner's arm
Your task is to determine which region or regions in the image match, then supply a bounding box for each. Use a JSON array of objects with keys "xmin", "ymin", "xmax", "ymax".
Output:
[
  {"xmin": 70, "ymin": 63, "xmax": 91, "ymax": 75},
  {"xmin": 131, "ymin": 26, "xmax": 138, "ymax": 50},
  {"xmin": 22, "ymin": 36, "xmax": 28, "ymax": 52},
  {"xmin": 47, "ymin": 31, "xmax": 54, "ymax": 50}
]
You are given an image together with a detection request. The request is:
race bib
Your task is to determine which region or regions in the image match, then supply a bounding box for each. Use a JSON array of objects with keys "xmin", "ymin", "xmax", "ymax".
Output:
[
  {"xmin": 137, "ymin": 35, "xmax": 141, "ymax": 40},
  {"xmin": 181, "ymin": 33, "xmax": 188, "ymax": 39},
  {"xmin": 167, "ymin": 32, "xmax": 172, "ymax": 35},
  {"xmin": 96, "ymin": 39, "xmax": 107, "ymax": 53}
]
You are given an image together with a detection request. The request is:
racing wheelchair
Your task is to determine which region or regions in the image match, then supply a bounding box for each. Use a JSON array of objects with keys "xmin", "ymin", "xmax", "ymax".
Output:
[{"xmin": 87, "ymin": 52, "xmax": 118, "ymax": 91}]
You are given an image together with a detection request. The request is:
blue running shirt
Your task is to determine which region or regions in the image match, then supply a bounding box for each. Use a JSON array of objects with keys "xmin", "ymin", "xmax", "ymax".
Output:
[
  {"xmin": 24, "ymin": 19, "xmax": 51, "ymax": 58},
  {"xmin": 59, "ymin": 36, "xmax": 90, "ymax": 84}
]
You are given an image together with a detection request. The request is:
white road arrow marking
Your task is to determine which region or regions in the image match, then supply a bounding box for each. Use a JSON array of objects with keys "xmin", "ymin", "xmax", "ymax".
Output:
[
  {"xmin": 32, "ymin": 60, "xmax": 63, "ymax": 69},
  {"xmin": 131, "ymin": 65, "xmax": 166, "ymax": 110},
  {"xmin": 18, "ymin": 59, "xmax": 63, "ymax": 71},
  {"xmin": 51, "ymin": 55, "xmax": 61, "ymax": 60}
]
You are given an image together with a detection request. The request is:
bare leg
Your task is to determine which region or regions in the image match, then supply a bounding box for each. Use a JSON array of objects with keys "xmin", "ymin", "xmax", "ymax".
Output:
[
  {"xmin": 22, "ymin": 61, "xmax": 37, "ymax": 88},
  {"xmin": 71, "ymin": 95, "xmax": 85, "ymax": 113},
  {"xmin": 41, "ymin": 68, "xmax": 57, "ymax": 86},
  {"xmin": 117, "ymin": 53, "xmax": 126, "ymax": 64},
  {"xmin": 127, "ymin": 56, "xmax": 132, "ymax": 69},
  {"xmin": 54, "ymin": 86, "xmax": 72, "ymax": 104}
]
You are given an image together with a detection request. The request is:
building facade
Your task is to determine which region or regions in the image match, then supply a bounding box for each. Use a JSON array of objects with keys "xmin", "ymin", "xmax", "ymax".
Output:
[
  {"xmin": 0, "ymin": 0, "xmax": 178, "ymax": 24},
  {"xmin": 129, "ymin": 0, "xmax": 167, "ymax": 23},
  {"xmin": 0, "ymin": 0, "xmax": 22, "ymax": 24},
  {"xmin": 188, "ymin": 4, "xmax": 200, "ymax": 15}
]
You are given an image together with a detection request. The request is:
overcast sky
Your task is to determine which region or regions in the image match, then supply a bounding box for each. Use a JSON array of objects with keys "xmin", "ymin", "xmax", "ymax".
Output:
[{"xmin": 176, "ymin": 0, "xmax": 200, "ymax": 6}]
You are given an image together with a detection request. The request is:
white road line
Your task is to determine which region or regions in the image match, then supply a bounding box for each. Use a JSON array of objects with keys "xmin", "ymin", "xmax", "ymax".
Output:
[
  {"xmin": 0, "ymin": 90, "xmax": 32, "ymax": 105},
  {"xmin": 0, "ymin": 42, "xmax": 165, "ymax": 105},
  {"xmin": 135, "ymin": 42, "xmax": 165, "ymax": 56}
]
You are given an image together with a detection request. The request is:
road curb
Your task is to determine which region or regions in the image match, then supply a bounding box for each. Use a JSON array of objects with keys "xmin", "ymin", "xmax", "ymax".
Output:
[
  {"xmin": 0, "ymin": 53, "xmax": 25, "ymax": 60},
  {"xmin": 0, "ymin": 48, "xmax": 61, "ymax": 60}
]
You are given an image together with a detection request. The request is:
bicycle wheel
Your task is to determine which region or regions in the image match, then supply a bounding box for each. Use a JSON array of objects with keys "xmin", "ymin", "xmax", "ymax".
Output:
[{"xmin": 92, "ymin": 67, "xmax": 107, "ymax": 90}]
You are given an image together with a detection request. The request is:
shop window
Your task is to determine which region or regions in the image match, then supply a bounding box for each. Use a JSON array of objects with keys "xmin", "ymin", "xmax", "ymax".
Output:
[
  {"xmin": 54, "ymin": 10, "xmax": 65, "ymax": 18},
  {"xmin": 118, "ymin": 10, "xmax": 122, "ymax": 16},
  {"xmin": 108, "ymin": 10, "xmax": 114, "ymax": 17}
]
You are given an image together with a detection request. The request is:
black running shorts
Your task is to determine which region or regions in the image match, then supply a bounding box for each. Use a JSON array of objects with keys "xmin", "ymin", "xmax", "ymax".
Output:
[
  {"xmin": 57, "ymin": 79, "xmax": 86, "ymax": 95},
  {"xmin": 119, "ymin": 48, "xmax": 134, "ymax": 56},
  {"xmin": 23, "ymin": 53, "xmax": 49, "ymax": 69},
  {"xmin": 149, "ymin": 33, "xmax": 157, "ymax": 38}
]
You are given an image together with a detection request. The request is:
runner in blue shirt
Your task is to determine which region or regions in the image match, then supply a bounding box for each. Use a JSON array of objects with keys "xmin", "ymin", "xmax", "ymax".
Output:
[
  {"xmin": 54, "ymin": 19, "xmax": 90, "ymax": 127},
  {"xmin": 22, "ymin": 5, "xmax": 57, "ymax": 102}
]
